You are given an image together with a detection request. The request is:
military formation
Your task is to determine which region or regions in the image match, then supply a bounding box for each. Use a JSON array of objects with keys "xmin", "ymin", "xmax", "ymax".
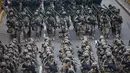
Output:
[
  {"xmin": 77, "ymin": 37, "xmax": 98, "ymax": 73},
  {"xmin": 39, "ymin": 35, "xmax": 58, "ymax": 73},
  {"xmin": 95, "ymin": 35, "xmax": 130, "ymax": 73},
  {"xmin": 1, "ymin": 0, "xmax": 130, "ymax": 73},
  {"xmin": 5, "ymin": 0, "xmax": 123, "ymax": 41},
  {"xmin": 0, "ymin": 38, "xmax": 38, "ymax": 73}
]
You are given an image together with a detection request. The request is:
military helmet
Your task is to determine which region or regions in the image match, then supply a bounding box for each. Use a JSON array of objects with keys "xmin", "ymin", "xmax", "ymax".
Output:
[
  {"xmin": 34, "ymin": 11, "xmax": 39, "ymax": 16},
  {"xmin": 4, "ymin": 55, "xmax": 9, "ymax": 60},
  {"xmin": 49, "ymin": 53, "xmax": 54, "ymax": 57},
  {"xmin": 81, "ymin": 43, "xmax": 86, "ymax": 48},
  {"xmin": 21, "ymin": 12, "xmax": 26, "ymax": 16},
  {"xmin": 65, "ymin": 36, "xmax": 69, "ymax": 39},
  {"xmin": 8, "ymin": 10, "xmax": 15, "ymax": 16},
  {"xmin": 28, "ymin": 52, "xmax": 32, "ymax": 55},
  {"xmin": 103, "ymin": 45, "xmax": 108, "ymax": 49},
  {"xmin": 29, "ymin": 38, "xmax": 34, "ymax": 42},
  {"xmin": 83, "ymin": 51, "xmax": 89, "ymax": 57},
  {"xmin": 83, "ymin": 36, "xmax": 88, "ymax": 41},
  {"xmin": 67, "ymin": 53, "xmax": 72, "ymax": 58},
  {"xmin": 126, "ymin": 48, "xmax": 130, "ymax": 52},
  {"xmin": 25, "ymin": 55, "xmax": 30, "ymax": 59},
  {"xmin": 116, "ymin": 34, "xmax": 120, "ymax": 39},
  {"xmin": 92, "ymin": 61, "xmax": 98, "ymax": 67},
  {"xmin": 72, "ymin": 5, "xmax": 76, "ymax": 9},
  {"xmin": 86, "ymin": 46, "xmax": 91, "ymax": 50},
  {"xmin": 102, "ymin": 40, "xmax": 107, "ymax": 45},
  {"xmin": 7, "ymin": 53, "xmax": 12, "ymax": 57},
  {"xmin": 88, "ymin": 9, "xmax": 92, "ymax": 14},
  {"xmin": 62, "ymin": 11, "xmax": 67, "ymax": 15},
  {"xmin": 65, "ymin": 57, "xmax": 71, "ymax": 61},
  {"xmin": 46, "ymin": 11, "xmax": 51, "ymax": 15},
  {"xmin": 1, "ymin": 62, "xmax": 6, "ymax": 66},
  {"xmin": 76, "ymin": 10, "xmax": 80, "ymax": 14},
  {"xmin": 44, "ymin": 36, "xmax": 50, "ymax": 41},
  {"xmin": 107, "ymin": 51, "xmax": 112, "ymax": 57},
  {"xmin": 100, "ymin": 35, "xmax": 104, "ymax": 39},
  {"xmin": 124, "ymin": 51, "xmax": 129, "ymax": 55},
  {"xmin": 12, "ymin": 38, "xmax": 17, "ymax": 43},
  {"xmin": 24, "ymin": 49, "xmax": 28, "ymax": 53},
  {"xmin": 108, "ymin": 4, "xmax": 112, "ymax": 8}
]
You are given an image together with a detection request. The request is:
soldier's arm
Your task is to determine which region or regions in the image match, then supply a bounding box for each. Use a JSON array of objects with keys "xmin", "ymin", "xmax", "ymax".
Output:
[
  {"xmin": 103, "ymin": 59, "xmax": 108, "ymax": 67},
  {"xmin": 120, "ymin": 16, "xmax": 123, "ymax": 23},
  {"xmin": 73, "ymin": 16, "xmax": 78, "ymax": 22}
]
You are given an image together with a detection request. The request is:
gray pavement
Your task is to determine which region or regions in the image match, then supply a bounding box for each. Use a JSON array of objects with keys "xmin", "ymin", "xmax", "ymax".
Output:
[
  {"xmin": 1, "ymin": 0, "xmax": 130, "ymax": 73},
  {"xmin": 116, "ymin": 0, "xmax": 130, "ymax": 15}
]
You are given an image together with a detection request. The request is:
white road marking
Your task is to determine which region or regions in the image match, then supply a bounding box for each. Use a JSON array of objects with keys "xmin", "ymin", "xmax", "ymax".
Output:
[{"xmin": 39, "ymin": 66, "xmax": 42, "ymax": 73}]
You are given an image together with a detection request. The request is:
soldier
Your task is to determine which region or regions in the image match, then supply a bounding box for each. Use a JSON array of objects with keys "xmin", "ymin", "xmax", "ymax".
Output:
[
  {"xmin": 86, "ymin": 9, "xmax": 97, "ymax": 39},
  {"xmin": 81, "ymin": 53, "xmax": 92, "ymax": 72},
  {"xmin": 122, "ymin": 53, "xmax": 130, "ymax": 70},
  {"xmin": 45, "ymin": 54, "xmax": 58, "ymax": 72},
  {"xmin": 59, "ymin": 11, "xmax": 68, "ymax": 27},
  {"xmin": 32, "ymin": 12, "xmax": 44, "ymax": 41},
  {"xmin": 23, "ymin": 18, "xmax": 30, "ymax": 42},
  {"xmin": 103, "ymin": 52, "xmax": 118, "ymax": 72},
  {"xmin": 112, "ymin": 34, "xmax": 124, "ymax": 46},
  {"xmin": 62, "ymin": 11, "xmax": 72, "ymax": 29},
  {"xmin": 0, "ymin": 41, "xmax": 5, "ymax": 54},
  {"xmin": 73, "ymin": 10, "xmax": 85, "ymax": 39},
  {"xmin": 46, "ymin": 11, "xmax": 56, "ymax": 40},
  {"xmin": 0, "ymin": 62, "xmax": 11, "ymax": 73},
  {"xmin": 59, "ymin": 24, "xmax": 68, "ymax": 39},
  {"xmin": 112, "ymin": 9, "xmax": 122, "ymax": 36},
  {"xmin": 100, "ymin": 14, "xmax": 111, "ymax": 38},
  {"xmin": 6, "ymin": 16, "xmax": 16, "ymax": 40}
]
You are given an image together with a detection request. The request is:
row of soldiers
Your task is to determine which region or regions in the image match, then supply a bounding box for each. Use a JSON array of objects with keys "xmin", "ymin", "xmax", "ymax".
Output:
[
  {"xmin": 39, "ymin": 4, "xmax": 122, "ymax": 39},
  {"xmin": 0, "ymin": 38, "xmax": 38, "ymax": 73},
  {"xmin": 96, "ymin": 35, "xmax": 130, "ymax": 73},
  {"xmin": 5, "ymin": 0, "xmax": 123, "ymax": 42},
  {"xmin": 77, "ymin": 37, "xmax": 99, "ymax": 73},
  {"xmin": 59, "ymin": 35, "xmax": 77, "ymax": 73},
  {"xmin": 1, "ymin": 36, "xmax": 130, "ymax": 73},
  {"xmin": 39, "ymin": 35, "xmax": 58, "ymax": 73},
  {"xmin": 10, "ymin": 0, "xmax": 102, "ymax": 10}
]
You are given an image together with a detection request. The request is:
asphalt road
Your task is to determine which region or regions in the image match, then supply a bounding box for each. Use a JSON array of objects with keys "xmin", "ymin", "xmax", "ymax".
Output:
[{"xmin": 0, "ymin": 0, "xmax": 130, "ymax": 73}]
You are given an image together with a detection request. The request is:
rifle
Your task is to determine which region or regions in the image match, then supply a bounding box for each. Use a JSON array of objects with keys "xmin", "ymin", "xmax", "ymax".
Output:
[
  {"xmin": 25, "ymin": 7, "xmax": 34, "ymax": 16},
  {"xmin": 68, "ymin": 5, "xmax": 77, "ymax": 16},
  {"xmin": 50, "ymin": 7, "xmax": 61, "ymax": 17},
  {"xmin": 103, "ymin": 4, "xmax": 115, "ymax": 15}
]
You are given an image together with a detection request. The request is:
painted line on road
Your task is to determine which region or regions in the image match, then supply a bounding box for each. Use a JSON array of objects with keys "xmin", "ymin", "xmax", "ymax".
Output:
[
  {"xmin": 115, "ymin": 0, "xmax": 130, "ymax": 16},
  {"xmin": 39, "ymin": 65, "xmax": 42, "ymax": 73},
  {"xmin": 0, "ymin": 32, "xmax": 8, "ymax": 35},
  {"xmin": 127, "ymin": 22, "xmax": 130, "ymax": 29}
]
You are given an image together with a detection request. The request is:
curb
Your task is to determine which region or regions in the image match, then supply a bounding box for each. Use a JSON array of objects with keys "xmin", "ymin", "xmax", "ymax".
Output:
[
  {"xmin": 0, "ymin": 10, "xmax": 6, "ymax": 24},
  {"xmin": 115, "ymin": 0, "xmax": 130, "ymax": 16}
]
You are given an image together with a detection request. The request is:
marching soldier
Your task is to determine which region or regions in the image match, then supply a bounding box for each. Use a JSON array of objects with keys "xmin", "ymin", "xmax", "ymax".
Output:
[
  {"xmin": 112, "ymin": 9, "xmax": 123, "ymax": 36},
  {"xmin": 103, "ymin": 52, "xmax": 118, "ymax": 72},
  {"xmin": 46, "ymin": 11, "xmax": 56, "ymax": 40},
  {"xmin": 60, "ymin": 11, "xmax": 71, "ymax": 29},
  {"xmin": 86, "ymin": 10, "xmax": 97, "ymax": 39},
  {"xmin": 0, "ymin": 41, "xmax": 5, "ymax": 54},
  {"xmin": 100, "ymin": 14, "xmax": 111, "ymax": 38},
  {"xmin": 73, "ymin": 10, "xmax": 85, "ymax": 39}
]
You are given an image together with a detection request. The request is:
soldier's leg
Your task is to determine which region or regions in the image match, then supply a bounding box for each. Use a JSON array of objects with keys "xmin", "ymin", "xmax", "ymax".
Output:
[
  {"xmin": 28, "ymin": 27, "xmax": 31, "ymax": 37},
  {"xmin": 47, "ymin": 28, "xmax": 50, "ymax": 37}
]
